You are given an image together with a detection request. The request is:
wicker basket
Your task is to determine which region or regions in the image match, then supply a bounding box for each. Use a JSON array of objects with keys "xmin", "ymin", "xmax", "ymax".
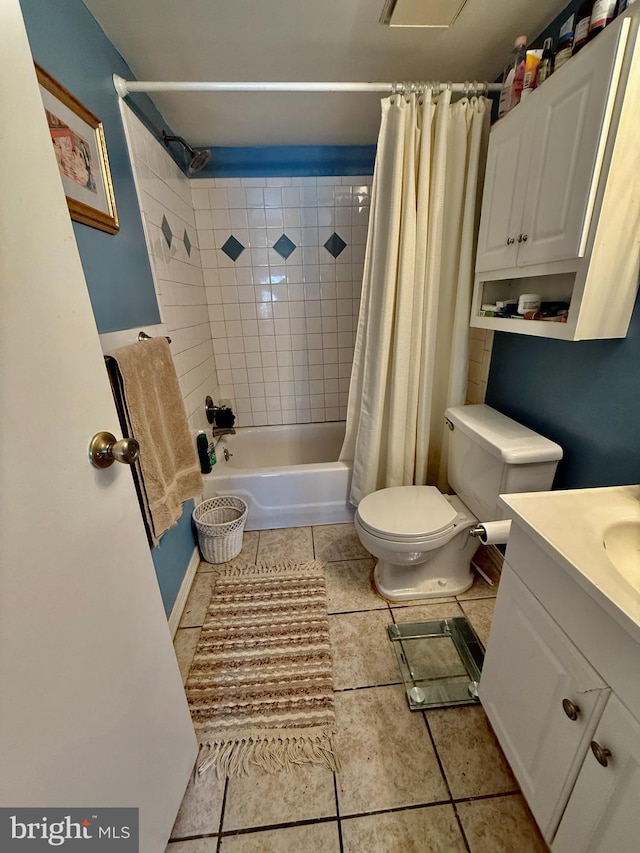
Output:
[{"xmin": 193, "ymin": 496, "xmax": 248, "ymax": 563}]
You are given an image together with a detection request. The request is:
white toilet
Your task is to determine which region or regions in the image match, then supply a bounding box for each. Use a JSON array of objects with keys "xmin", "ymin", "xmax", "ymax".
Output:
[{"xmin": 354, "ymin": 404, "xmax": 563, "ymax": 601}]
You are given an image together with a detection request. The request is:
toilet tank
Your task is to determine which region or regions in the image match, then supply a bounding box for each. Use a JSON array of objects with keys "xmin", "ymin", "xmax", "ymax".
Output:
[{"xmin": 445, "ymin": 404, "xmax": 563, "ymax": 521}]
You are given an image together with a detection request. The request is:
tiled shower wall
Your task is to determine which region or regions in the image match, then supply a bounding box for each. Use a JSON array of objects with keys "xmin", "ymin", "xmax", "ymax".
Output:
[
  {"xmin": 122, "ymin": 104, "xmax": 490, "ymax": 431},
  {"xmin": 191, "ymin": 176, "xmax": 370, "ymax": 425},
  {"xmin": 467, "ymin": 329, "xmax": 494, "ymax": 405},
  {"xmin": 120, "ymin": 105, "xmax": 217, "ymax": 433}
]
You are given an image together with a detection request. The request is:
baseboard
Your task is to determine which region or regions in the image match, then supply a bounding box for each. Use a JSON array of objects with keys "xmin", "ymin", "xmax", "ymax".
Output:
[{"xmin": 168, "ymin": 547, "xmax": 200, "ymax": 639}]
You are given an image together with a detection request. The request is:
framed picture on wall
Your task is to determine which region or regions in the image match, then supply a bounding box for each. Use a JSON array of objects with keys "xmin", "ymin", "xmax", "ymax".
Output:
[{"xmin": 36, "ymin": 64, "xmax": 119, "ymax": 234}]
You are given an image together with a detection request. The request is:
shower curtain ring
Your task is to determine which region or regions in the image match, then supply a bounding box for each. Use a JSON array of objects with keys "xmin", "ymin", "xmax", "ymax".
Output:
[
  {"xmin": 472, "ymin": 80, "xmax": 479, "ymax": 97},
  {"xmin": 391, "ymin": 81, "xmax": 398, "ymax": 103},
  {"xmin": 463, "ymin": 81, "xmax": 470, "ymax": 98}
]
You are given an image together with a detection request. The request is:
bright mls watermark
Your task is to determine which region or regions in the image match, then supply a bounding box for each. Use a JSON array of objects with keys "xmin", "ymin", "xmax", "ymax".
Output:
[{"xmin": 0, "ymin": 809, "xmax": 138, "ymax": 851}]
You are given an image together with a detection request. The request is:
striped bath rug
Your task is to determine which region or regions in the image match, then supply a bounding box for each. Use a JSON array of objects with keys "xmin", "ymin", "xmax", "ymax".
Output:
[{"xmin": 185, "ymin": 559, "xmax": 338, "ymax": 778}]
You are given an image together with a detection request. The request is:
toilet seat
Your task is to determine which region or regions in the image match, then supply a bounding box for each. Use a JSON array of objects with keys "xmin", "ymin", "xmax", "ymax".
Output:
[{"xmin": 356, "ymin": 486, "xmax": 458, "ymax": 544}]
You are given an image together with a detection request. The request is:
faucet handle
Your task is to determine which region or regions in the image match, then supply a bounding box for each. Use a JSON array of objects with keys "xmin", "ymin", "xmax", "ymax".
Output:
[{"xmin": 205, "ymin": 395, "xmax": 218, "ymax": 424}]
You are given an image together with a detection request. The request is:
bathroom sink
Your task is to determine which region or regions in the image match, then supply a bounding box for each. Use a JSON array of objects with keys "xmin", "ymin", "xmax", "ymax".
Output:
[{"xmin": 603, "ymin": 520, "xmax": 640, "ymax": 591}]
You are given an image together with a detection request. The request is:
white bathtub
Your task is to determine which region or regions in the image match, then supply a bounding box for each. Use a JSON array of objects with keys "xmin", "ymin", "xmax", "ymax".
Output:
[{"xmin": 202, "ymin": 421, "xmax": 354, "ymax": 530}]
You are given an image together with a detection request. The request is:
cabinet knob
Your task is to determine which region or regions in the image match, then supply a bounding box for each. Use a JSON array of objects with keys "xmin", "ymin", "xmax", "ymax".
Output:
[
  {"xmin": 562, "ymin": 698, "xmax": 580, "ymax": 721},
  {"xmin": 506, "ymin": 237, "xmax": 515, "ymax": 245},
  {"xmin": 522, "ymin": 233, "xmax": 528, "ymax": 242},
  {"xmin": 590, "ymin": 741, "xmax": 612, "ymax": 768}
]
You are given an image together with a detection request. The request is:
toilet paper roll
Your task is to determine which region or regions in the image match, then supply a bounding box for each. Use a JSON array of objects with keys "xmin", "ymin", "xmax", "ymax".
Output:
[{"xmin": 477, "ymin": 519, "xmax": 512, "ymax": 545}]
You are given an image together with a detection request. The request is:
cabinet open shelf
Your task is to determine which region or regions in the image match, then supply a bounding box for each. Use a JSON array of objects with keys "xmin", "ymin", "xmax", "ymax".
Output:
[{"xmin": 473, "ymin": 270, "xmax": 577, "ymax": 340}]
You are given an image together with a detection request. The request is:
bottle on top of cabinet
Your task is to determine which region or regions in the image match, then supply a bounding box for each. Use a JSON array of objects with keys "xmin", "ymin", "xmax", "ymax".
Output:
[
  {"xmin": 521, "ymin": 49, "xmax": 543, "ymax": 99},
  {"xmin": 537, "ymin": 37, "xmax": 555, "ymax": 85},
  {"xmin": 498, "ymin": 35, "xmax": 527, "ymax": 117},
  {"xmin": 589, "ymin": 0, "xmax": 618, "ymax": 39},
  {"xmin": 573, "ymin": 0, "xmax": 595, "ymax": 54},
  {"xmin": 554, "ymin": 15, "xmax": 575, "ymax": 70}
]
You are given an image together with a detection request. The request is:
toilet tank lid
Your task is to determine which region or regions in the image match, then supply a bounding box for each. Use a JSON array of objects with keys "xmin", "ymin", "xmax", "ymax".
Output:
[{"xmin": 445, "ymin": 405, "xmax": 563, "ymax": 465}]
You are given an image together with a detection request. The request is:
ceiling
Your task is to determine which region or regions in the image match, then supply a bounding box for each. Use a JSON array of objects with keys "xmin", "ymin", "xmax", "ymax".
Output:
[{"xmin": 83, "ymin": 0, "xmax": 568, "ymax": 147}]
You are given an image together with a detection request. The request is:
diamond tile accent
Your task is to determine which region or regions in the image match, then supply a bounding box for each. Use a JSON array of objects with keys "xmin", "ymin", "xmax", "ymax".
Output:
[
  {"xmin": 324, "ymin": 232, "xmax": 347, "ymax": 258},
  {"xmin": 273, "ymin": 233, "xmax": 297, "ymax": 260},
  {"xmin": 221, "ymin": 235, "xmax": 245, "ymax": 262},
  {"xmin": 183, "ymin": 229, "xmax": 191, "ymax": 256},
  {"xmin": 161, "ymin": 214, "xmax": 172, "ymax": 248}
]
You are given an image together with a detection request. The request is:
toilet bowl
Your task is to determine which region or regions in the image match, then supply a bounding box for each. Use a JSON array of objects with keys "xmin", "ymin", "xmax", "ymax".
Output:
[
  {"xmin": 355, "ymin": 487, "xmax": 478, "ymax": 600},
  {"xmin": 353, "ymin": 404, "xmax": 563, "ymax": 602}
]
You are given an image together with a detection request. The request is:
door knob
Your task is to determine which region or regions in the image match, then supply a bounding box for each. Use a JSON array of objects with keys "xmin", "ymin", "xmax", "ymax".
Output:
[{"xmin": 89, "ymin": 432, "xmax": 140, "ymax": 468}]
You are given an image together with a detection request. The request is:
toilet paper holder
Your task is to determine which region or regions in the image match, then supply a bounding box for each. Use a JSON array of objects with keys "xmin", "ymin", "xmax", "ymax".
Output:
[{"xmin": 469, "ymin": 519, "xmax": 511, "ymax": 545}]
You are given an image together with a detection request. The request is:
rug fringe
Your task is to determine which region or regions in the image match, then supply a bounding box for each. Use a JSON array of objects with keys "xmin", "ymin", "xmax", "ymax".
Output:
[
  {"xmin": 196, "ymin": 731, "xmax": 339, "ymax": 779},
  {"xmin": 207, "ymin": 559, "xmax": 325, "ymax": 579}
]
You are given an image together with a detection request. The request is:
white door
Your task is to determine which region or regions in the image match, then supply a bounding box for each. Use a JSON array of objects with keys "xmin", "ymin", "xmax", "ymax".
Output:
[
  {"xmin": 479, "ymin": 567, "xmax": 610, "ymax": 841},
  {"xmin": 474, "ymin": 108, "xmax": 532, "ymax": 273},
  {"xmin": 552, "ymin": 694, "xmax": 640, "ymax": 852},
  {"xmin": 0, "ymin": 3, "xmax": 197, "ymax": 852},
  {"xmin": 519, "ymin": 19, "xmax": 628, "ymax": 267}
]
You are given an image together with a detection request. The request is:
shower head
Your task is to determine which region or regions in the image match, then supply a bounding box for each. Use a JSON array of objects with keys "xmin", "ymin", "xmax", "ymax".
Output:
[{"xmin": 162, "ymin": 131, "xmax": 211, "ymax": 174}]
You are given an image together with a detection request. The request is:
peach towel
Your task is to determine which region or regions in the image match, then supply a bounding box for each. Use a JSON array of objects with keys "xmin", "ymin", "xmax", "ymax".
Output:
[{"xmin": 108, "ymin": 337, "xmax": 202, "ymax": 545}]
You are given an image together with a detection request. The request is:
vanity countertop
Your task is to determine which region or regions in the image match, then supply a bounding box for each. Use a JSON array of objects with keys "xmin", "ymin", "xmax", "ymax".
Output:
[{"xmin": 499, "ymin": 485, "xmax": 640, "ymax": 643}]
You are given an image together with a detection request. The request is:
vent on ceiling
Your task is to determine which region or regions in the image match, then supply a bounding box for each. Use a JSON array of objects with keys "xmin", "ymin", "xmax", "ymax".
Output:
[{"xmin": 380, "ymin": 0, "xmax": 469, "ymax": 27}]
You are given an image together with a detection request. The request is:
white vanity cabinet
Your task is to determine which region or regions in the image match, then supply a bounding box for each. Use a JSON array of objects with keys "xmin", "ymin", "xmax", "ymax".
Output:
[
  {"xmin": 479, "ymin": 490, "xmax": 640, "ymax": 851},
  {"xmin": 472, "ymin": 10, "xmax": 640, "ymax": 340},
  {"xmin": 479, "ymin": 568, "xmax": 610, "ymax": 840},
  {"xmin": 553, "ymin": 694, "xmax": 640, "ymax": 851}
]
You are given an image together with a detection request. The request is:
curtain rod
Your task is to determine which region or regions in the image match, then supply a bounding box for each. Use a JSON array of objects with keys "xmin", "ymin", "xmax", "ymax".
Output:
[{"xmin": 113, "ymin": 75, "xmax": 501, "ymax": 97}]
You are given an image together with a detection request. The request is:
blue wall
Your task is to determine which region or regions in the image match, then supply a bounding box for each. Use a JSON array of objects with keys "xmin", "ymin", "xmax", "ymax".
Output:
[
  {"xmin": 20, "ymin": 0, "xmax": 197, "ymax": 614},
  {"xmin": 487, "ymin": 2, "xmax": 640, "ymax": 490},
  {"xmin": 486, "ymin": 291, "xmax": 640, "ymax": 489},
  {"xmin": 20, "ymin": 0, "xmax": 161, "ymax": 334},
  {"xmin": 152, "ymin": 501, "xmax": 197, "ymax": 615},
  {"xmin": 194, "ymin": 145, "xmax": 377, "ymax": 178}
]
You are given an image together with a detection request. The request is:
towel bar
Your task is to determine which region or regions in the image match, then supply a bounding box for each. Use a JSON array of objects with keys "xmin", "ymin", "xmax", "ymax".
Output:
[{"xmin": 138, "ymin": 330, "xmax": 171, "ymax": 344}]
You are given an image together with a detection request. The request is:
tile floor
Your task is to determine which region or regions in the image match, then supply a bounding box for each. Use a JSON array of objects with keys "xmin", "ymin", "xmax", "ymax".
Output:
[{"xmin": 169, "ymin": 523, "xmax": 548, "ymax": 853}]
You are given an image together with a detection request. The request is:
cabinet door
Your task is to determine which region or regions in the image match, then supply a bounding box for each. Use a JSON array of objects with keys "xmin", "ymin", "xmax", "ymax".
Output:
[
  {"xmin": 479, "ymin": 566, "xmax": 609, "ymax": 841},
  {"xmin": 552, "ymin": 694, "xmax": 640, "ymax": 852},
  {"xmin": 475, "ymin": 108, "xmax": 533, "ymax": 273},
  {"xmin": 518, "ymin": 20, "xmax": 628, "ymax": 266}
]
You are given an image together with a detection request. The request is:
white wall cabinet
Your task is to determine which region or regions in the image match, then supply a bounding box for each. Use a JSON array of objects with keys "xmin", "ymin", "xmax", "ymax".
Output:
[
  {"xmin": 476, "ymin": 25, "xmax": 622, "ymax": 274},
  {"xmin": 474, "ymin": 108, "xmax": 533, "ymax": 273},
  {"xmin": 480, "ymin": 519, "xmax": 640, "ymax": 851},
  {"xmin": 472, "ymin": 10, "xmax": 640, "ymax": 340}
]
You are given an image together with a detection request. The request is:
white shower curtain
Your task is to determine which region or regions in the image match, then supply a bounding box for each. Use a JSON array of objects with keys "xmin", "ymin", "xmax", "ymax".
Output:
[{"xmin": 339, "ymin": 89, "xmax": 489, "ymax": 504}]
